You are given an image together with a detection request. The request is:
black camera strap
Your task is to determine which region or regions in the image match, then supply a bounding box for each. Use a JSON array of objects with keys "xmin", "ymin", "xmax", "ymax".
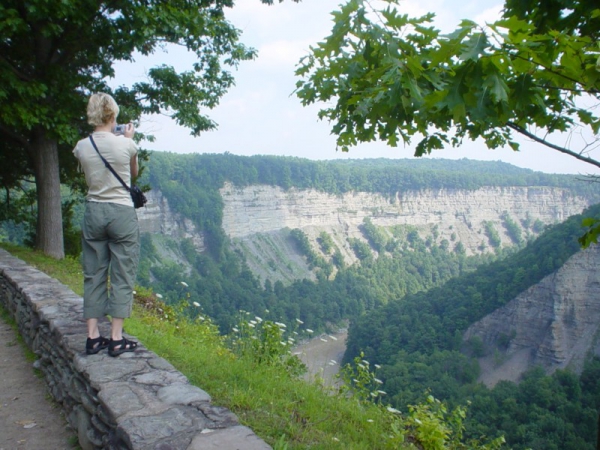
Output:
[{"xmin": 89, "ymin": 135, "xmax": 132, "ymax": 193}]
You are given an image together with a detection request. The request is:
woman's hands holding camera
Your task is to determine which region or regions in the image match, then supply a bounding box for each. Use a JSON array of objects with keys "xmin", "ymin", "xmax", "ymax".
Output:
[{"xmin": 123, "ymin": 123, "xmax": 135, "ymax": 139}]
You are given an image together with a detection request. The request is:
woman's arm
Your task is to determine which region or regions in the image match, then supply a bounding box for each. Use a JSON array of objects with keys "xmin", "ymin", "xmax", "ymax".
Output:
[{"xmin": 130, "ymin": 155, "xmax": 138, "ymax": 179}]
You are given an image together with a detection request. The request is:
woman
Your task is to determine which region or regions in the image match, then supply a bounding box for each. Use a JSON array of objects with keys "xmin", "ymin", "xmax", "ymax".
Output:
[{"xmin": 73, "ymin": 92, "xmax": 140, "ymax": 357}]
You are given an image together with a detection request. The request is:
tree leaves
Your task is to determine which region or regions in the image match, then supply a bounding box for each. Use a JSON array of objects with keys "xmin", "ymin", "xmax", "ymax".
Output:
[{"xmin": 295, "ymin": 0, "xmax": 600, "ymax": 170}]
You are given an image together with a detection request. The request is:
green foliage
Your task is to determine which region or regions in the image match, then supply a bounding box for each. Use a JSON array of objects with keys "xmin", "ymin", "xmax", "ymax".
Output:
[
  {"xmin": 346, "ymin": 204, "xmax": 598, "ymax": 365},
  {"xmin": 317, "ymin": 231, "xmax": 335, "ymax": 254},
  {"xmin": 360, "ymin": 218, "xmax": 388, "ymax": 253},
  {"xmin": 0, "ymin": 0, "xmax": 290, "ymax": 256},
  {"xmin": 579, "ymin": 217, "xmax": 600, "ymax": 248},
  {"xmin": 337, "ymin": 352, "xmax": 387, "ymax": 404},
  {"xmin": 349, "ymin": 237, "xmax": 374, "ymax": 262},
  {"xmin": 501, "ymin": 212, "xmax": 523, "ymax": 246},
  {"xmin": 345, "ymin": 204, "xmax": 600, "ymax": 449},
  {"xmin": 289, "ymin": 228, "xmax": 332, "ymax": 275},
  {"xmin": 338, "ymin": 353, "xmax": 504, "ymax": 449},
  {"xmin": 228, "ymin": 312, "xmax": 306, "ymax": 377},
  {"xmin": 295, "ymin": 0, "xmax": 600, "ymax": 168},
  {"xmin": 482, "ymin": 222, "xmax": 502, "ymax": 249}
]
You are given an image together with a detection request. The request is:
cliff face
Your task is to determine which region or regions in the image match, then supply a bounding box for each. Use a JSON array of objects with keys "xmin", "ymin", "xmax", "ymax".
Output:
[
  {"xmin": 136, "ymin": 182, "xmax": 600, "ymax": 383},
  {"xmin": 137, "ymin": 189, "xmax": 205, "ymax": 252},
  {"xmin": 464, "ymin": 245, "xmax": 600, "ymax": 386},
  {"xmin": 220, "ymin": 183, "xmax": 582, "ymax": 241},
  {"xmin": 218, "ymin": 182, "xmax": 592, "ymax": 284},
  {"xmin": 136, "ymin": 183, "xmax": 593, "ymax": 285}
]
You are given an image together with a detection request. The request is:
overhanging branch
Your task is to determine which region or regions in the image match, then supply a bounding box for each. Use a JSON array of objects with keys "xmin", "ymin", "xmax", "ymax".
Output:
[{"xmin": 506, "ymin": 121, "xmax": 600, "ymax": 170}]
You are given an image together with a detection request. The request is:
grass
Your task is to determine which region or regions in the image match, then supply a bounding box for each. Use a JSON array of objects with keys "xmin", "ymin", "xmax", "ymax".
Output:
[
  {"xmin": 1, "ymin": 244, "xmax": 501, "ymax": 449},
  {"xmin": 0, "ymin": 243, "xmax": 84, "ymax": 296},
  {"xmin": 125, "ymin": 308, "xmax": 391, "ymax": 449},
  {"xmin": 0, "ymin": 243, "xmax": 398, "ymax": 449}
]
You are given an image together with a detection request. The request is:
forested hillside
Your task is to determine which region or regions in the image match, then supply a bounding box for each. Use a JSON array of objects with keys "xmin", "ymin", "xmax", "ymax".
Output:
[
  {"xmin": 144, "ymin": 153, "xmax": 597, "ymax": 255},
  {"xmin": 343, "ymin": 204, "xmax": 600, "ymax": 449},
  {"xmin": 132, "ymin": 152, "xmax": 600, "ymax": 449},
  {"xmin": 136, "ymin": 153, "xmax": 597, "ymax": 334}
]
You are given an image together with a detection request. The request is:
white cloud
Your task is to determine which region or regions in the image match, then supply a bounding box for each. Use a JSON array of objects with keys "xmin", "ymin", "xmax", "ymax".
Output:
[{"xmin": 257, "ymin": 39, "xmax": 314, "ymax": 68}]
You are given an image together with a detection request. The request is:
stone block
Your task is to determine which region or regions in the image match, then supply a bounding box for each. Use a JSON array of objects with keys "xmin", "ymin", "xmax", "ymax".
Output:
[{"xmin": 187, "ymin": 425, "xmax": 272, "ymax": 450}]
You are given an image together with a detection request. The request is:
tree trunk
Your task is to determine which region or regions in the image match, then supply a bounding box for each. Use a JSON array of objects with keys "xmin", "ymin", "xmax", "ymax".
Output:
[{"xmin": 31, "ymin": 130, "xmax": 64, "ymax": 259}]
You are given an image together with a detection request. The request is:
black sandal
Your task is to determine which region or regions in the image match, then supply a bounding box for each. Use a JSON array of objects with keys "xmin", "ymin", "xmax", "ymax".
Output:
[
  {"xmin": 86, "ymin": 336, "xmax": 110, "ymax": 355},
  {"xmin": 108, "ymin": 337, "xmax": 138, "ymax": 357}
]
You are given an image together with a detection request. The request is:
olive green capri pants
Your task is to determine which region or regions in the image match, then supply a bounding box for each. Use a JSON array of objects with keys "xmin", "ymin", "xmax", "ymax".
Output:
[{"xmin": 82, "ymin": 201, "xmax": 140, "ymax": 319}]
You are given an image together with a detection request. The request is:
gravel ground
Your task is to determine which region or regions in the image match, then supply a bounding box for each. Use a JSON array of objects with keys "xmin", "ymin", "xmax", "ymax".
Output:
[{"xmin": 0, "ymin": 319, "xmax": 75, "ymax": 450}]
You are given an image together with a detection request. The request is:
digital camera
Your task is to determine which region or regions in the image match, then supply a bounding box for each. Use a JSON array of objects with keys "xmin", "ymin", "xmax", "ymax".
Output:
[{"xmin": 113, "ymin": 124, "xmax": 127, "ymax": 135}]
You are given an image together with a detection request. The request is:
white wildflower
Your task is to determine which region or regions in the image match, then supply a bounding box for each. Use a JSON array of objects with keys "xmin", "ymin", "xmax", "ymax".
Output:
[
  {"xmin": 255, "ymin": 316, "xmax": 263, "ymax": 323},
  {"xmin": 275, "ymin": 322, "xmax": 287, "ymax": 328},
  {"xmin": 328, "ymin": 335, "xmax": 338, "ymax": 341},
  {"xmin": 296, "ymin": 318, "xmax": 304, "ymax": 324},
  {"xmin": 320, "ymin": 337, "xmax": 327, "ymax": 342},
  {"xmin": 330, "ymin": 360, "xmax": 337, "ymax": 365},
  {"xmin": 232, "ymin": 327, "xmax": 239, "ymax": 333},
  {"xmin": 377, "ymin": 390, "xmax": 387, "ymax": 395},
  {"xmin": 193, "ymin": 302, "xmax": 200, "ymax": 307},
  {"xmin": 180, "ymin": 281, "xmax": 189, "ymax": 287},
  {"xmin": 375, "ymin": 364, "xmax": 382, "ymax": 369},
  {"xmin": 332, "ymin": 437, "xmax": 339, "ymax": 442},
  {"xmin": 306, "ymin": 329, "xmax": 313, "ymax": 334},
  {"xmin": 265, "ymin": 309, "xmax": 270, "ymax": 313},
  {"xmin": 248, "ymin": 323, "xmax": 255, "ymax": 328},
  {"xmin": 362, "ymin": 360, "xmax": 370, "ymax": 365},
  {"xmin": 250, "ymin": 320, "xmax": 257, "ymax": 325},
  {"xmin": 374, "ymin": 378, "xmax": 383, "ymax": 384},
  {"xmin": 132, "ymin": 290, "xmax": 137, "ymax": 295},
  {"xmin": 387, "ymin": 407, "xmax": 401, "ymax": 414},
  {"xmin": 155, "ymin": 293, "xmax": 163, "ymax": 299},
  {"xmin": 367, "ymin": 419, "xmax": 374, "ymax": 423}
]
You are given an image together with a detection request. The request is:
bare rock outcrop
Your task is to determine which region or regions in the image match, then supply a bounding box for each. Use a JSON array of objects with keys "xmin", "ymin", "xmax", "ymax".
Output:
[
  {"xmin": 137, "ymin": 189, "xmax": 205, "ymax": 252},
  {"xmin": 219, "ymin": 183, "xmax": 593, "ymax": 284},
  {"xmin": 136, "ymin": 182, "xmax": 594, "ymax": 286},
  {"xmin": 464, "ymin": 245, "xmax": 600, "ymax": 386}
]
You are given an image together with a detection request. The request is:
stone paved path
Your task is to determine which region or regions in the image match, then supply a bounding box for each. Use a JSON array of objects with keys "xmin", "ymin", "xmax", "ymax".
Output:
[{"xmin": 0, "ymin": 318, "xmax": 74, "ymax": 450}]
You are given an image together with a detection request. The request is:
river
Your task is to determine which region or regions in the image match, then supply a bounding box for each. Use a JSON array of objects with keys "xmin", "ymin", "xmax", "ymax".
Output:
[{"xmin": 293, "ymin": 330, "xmax": 348, "ymax": 387}]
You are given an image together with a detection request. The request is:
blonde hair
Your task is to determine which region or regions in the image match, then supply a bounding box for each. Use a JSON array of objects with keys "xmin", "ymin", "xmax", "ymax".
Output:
[{"xmin": 87, "ymin": 93, "xmax": 119, "ymax": 126}]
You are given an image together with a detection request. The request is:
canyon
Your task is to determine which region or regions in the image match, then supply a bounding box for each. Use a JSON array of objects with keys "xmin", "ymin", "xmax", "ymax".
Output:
[{"xmin": 137, "ymin": 181, "xmax": 599, "ymax": 383}]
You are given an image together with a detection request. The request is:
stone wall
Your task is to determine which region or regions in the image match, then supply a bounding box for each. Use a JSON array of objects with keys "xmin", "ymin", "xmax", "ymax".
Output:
[{"xmin": 0, "ymin": 249, "xmax": 270, "ymax": 450}]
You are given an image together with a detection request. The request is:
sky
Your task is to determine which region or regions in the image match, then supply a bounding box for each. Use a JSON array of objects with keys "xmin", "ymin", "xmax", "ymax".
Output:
[{"xmin": 111, "ymin": 0, "xmax": 600, "ymax": 176}]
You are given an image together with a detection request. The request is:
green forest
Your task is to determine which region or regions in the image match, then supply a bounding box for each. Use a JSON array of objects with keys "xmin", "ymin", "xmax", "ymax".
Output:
[
  {"xmin": 343, "ymin": 204, "xmax": 600, "ymax": 449},
  {"xmin": 135, "ymin": 153, "xmax": 600, "ymax": 448},
  {"xmin": 3, "ymin": 152, "xmax": 600, "ymax": 448}
]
